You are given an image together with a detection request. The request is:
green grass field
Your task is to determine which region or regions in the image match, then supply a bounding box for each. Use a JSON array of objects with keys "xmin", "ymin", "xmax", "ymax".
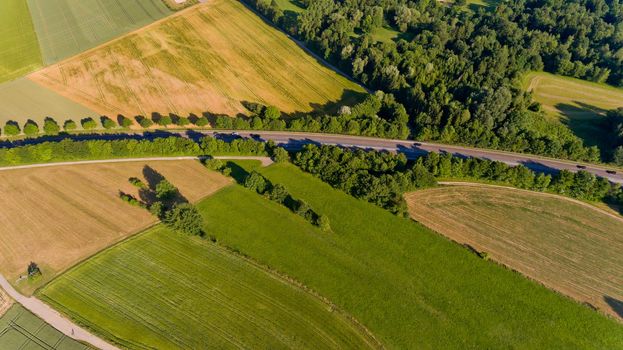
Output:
[
  {"xmin": 40, "ymin": 225, "xmax": 378, "ymax": 349},
  {"xmin": 0, "ymin": 0, "xmax": 42, "ymax": 83},
  {"xmin": 0, "ymin": 304, "xmax": 90, "ymax": 349},
  {"xmin": 194, "ymin": 163, "xmax": 622, "ymax": 348},
  {"xmin": 27, "ymin": 0, "xmax": 172, "ymax": 64},
  {"xmin": 0, "ymin": 78, "xmax": 98, "ymax": 127},
  {"xmin": 524, "ymin": 71, "xmax": 623, "ymax": 149}
]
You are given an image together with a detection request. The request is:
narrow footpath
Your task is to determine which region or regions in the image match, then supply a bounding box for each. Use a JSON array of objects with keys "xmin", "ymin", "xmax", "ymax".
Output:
[{"xmin": 0, "ymin": 275, "xmax": 119, "ymax": 350}]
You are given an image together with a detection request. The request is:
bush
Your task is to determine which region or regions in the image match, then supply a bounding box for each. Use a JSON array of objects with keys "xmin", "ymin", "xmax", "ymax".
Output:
[
  {"xmin": 137, "ymin": 117, "xmax": 154, "ymax": 128},
  {"xmin": 119, "ymin": 116, "xmax": 133, "ymax": 128},
  {"xmin": 155, "ymin": 179, "xmax": 177, "ymax": 201},
  {"xmin": 164, "ymin": 203, "xmax": 204, "ymax": 236},
  {"xmin": 195, "ymin": 116, "xmax": 209, "ymax": 126},
  {"xmin": 119, "ymin": 191, "xmax": 143, "ymax": 207},
  {"xmin": 317, "ymin": 214, "xmax": 331, "ymax": 231},
  {"xmin": 129, "ymin": 177, "xmax": 146, "ymax": 189},
  {"xmin": 27, "ymin": 262, "xmax": 41, "ymax": 277},
  {"xmin": 204, "ymin": 158, "xmax": 224, "ymax": 171},
  {"xmin": 4, "ymin": 121, "xmax": 20, "ymax": 136},
  {"xmin": 176, "ymin": 116, "xmax": 190, "ymax": 126},
  {"xmin": 263, "ymin": 105, "xmax": 281, "ymax": 119},
  {"xmin": 244, "ymin": 171, "xmax": 268, "ymax": 193},
  {"xmin": 23, "ymin": 120, "xmax": 39, "ymax": 136},
  {"xmin": 158, "ymin": 115, "xmax": 173, "ymax": 126},
  {"xmin": 101, "ymin": 117, "xmax": 117, "ymax": 129},
  {"xmin": 268, "ymin": 183, "xmax": 289, "ymax": 203},
  {"xmin": 63, "ymin": 119, "xmax": 77, "ymax": 131},
  {"xmin": 272, "ymin": 147, "xmax": 289, "ymax": 162},
  {"xmin": 296, "ymin": 199, "xmax": 313, "ymax": 220},
  {"xmin": 149, "ymin": 201, "xmax": 164, "ymax": 218},
  {"xmin": 81, "ymin": 117, "xmax": 98, "ymax": 130},
  {"xmin": 43, "ymin": 118, "xmax": 60, "ymax": 135}
]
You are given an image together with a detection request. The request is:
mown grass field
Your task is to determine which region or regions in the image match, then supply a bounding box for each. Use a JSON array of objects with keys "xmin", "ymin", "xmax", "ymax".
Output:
[
  {"xmin": 29, "ymin": 0, "xmax": 365, "ymax": 119},
  {"xmin": 405, "ymin": 184, "xmax": 623, "ymax": 320},
  {"xmin": 0, "ymin": 304, "xmax": 90, "ymax": 349},
  {"xmin": 524, "ymin": 72, "xmax": 623, "ymax": 148},
  {"xmin": 0, "ymin": 0, "xmax": 42, "ymax": 83},
  {"xmin": 27, "ymin": 0, "xmax": 172, "ymax": 64},
  {"xmin": 0, "ymin": 160, "xmax": 230, "ymax": 294},
  {"xmin": 0, "ymin": 78, "xmax": 98, "ymax": 126},
  {"xmin": 185, "ymin": 164, "xmax": 623, "ymax": 348},
  {"xmin": 40, "ymin": 226, "xmax": 379, "ymax": 350}
]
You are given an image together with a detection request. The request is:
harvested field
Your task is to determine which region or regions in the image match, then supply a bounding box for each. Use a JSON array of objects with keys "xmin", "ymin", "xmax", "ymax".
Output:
[
  {"xmin": 405, "ymin": 184, "xmax": 623, "ymax": 320},
  {"xmin": 0, "ymin": 160, "xmax": 230, "ymax": 294},
  {"xmin": 524, "ymin": 72, "xmax": 623, "ymax": 148},
  {"xmin": 0, "ymin": 78, "xmax": 98, "ymax": 126},
  {"xmin": 29, "ymin": 0, "xmax": 365, "ymax": 119},
  {"xmin": 0, "ymin": 0, "xmax": 42, "ymax": 83},
  {"xmin": 40, "ymin": 226, "xmax": 379, "ymax": 350},
  {"xmin": 0, "ymin": 288, "xmax": 11, "ymax": 317},
  {"xmin": 27, "ymin": 0, "xmax": 172, "ymax": 64},
  {"xmin": 0, "ymin": 304, "xmax": 89, "ymax": 349}
]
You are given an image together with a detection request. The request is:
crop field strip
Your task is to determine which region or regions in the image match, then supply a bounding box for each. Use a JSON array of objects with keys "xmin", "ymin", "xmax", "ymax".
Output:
[
  {"xmin": 0, "ymin": 304, "xmax": 90, "ymax": 349},
  {"xmin": 40, "ymin": 227, "xmax": 380, "ymax": 350},
  {"xmin": 27, "ymin": 0, "xmax": 172, "ymax": 65},
  {"xmin": 29, "ymin": 0, "xmax": 365, "ymax": 119},
  {"xmin": 0, "ymin": 288, "xmax": 11, "ymax": 317},
  {"xmin": 0, "ymin": 78, "xmax": 99, "ymax": 126},
  {"xmin": 405, "ymin": 184, "xmax": 623, "ymax": 320},
  {"xmin": 524, "ymin": 72, "xmax": 623, "ymax": 148},
  {"xmin": 0, "ymin": 0, "xmax": 43, "ymax": 83},
  {"xmin": 0, "ymin": 160, "xmax": 230, "ymax": 294}
]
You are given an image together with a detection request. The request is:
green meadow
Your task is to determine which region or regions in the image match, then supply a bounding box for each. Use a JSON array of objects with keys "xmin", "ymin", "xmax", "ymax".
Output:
[
  {"xmin": 0, "ymin": 0, "xmax": 42, "ymax": 83},
  {"xmin": 40, "ymin": 224, "xmax": 378, "ymax": 349}
]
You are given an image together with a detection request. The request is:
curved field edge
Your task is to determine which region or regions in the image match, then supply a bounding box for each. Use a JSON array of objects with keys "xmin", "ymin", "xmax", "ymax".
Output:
[
  {"xmin": 211, "ymin": 163, "xmax": 622, "ymax": 348},
  {"xmin": 38, "ymin": 221, "xmax": 381, "ymax": 349},
  {"xmin": 405, "ymin": 183, "xmax": 623, "ymax": 320}
]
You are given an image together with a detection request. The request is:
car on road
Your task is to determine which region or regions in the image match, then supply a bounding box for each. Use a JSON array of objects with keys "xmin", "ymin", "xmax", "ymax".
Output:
[
  {"xmin": 576, "ymin": 165, "xmax": 587, "ymax": 169},
  {"xmin": 606, "ymin": 170, "xmax": 617, "ymax": 174}
]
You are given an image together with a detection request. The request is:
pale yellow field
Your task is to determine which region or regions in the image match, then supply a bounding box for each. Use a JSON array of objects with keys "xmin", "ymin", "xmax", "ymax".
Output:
[
  {"xmin": 0, "ymin": 160, "xmax": 230, "ymax": 294},
  {"xmin": 29, "ymin": 0, "xmax": 364, "ymax": 120},
  {"xmin": 406, "ymin": 184, "xmax": 623, "ymax": 320}
]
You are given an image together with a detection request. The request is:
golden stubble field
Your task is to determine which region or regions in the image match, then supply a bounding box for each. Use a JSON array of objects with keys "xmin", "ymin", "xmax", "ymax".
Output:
[
  {"xmin": 0, "ymin": 160, "xmax": 230, "ymax": 294},
  {"xmin": 28, "ymin": 0, "xmax": 364, "ymax": 120},
  {"xmin": 406, "ymin": 184, "xmax": 623, "ymax": 320},
  {"xmin": 0, "ymin": 288, "xmax": 11, "ymax": 317}
]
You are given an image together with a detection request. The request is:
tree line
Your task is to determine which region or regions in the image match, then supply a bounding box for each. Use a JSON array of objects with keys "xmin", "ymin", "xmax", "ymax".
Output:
[
  {"xmin": 293, "ymin": 144, "xmax": 623, "ymax": 215},
  {"xmin": 244, "ymin": 0, "xmax": 623, "ymax": 162}
]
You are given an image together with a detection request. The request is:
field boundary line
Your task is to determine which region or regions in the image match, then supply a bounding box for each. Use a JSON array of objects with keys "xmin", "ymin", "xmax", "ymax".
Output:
[{"xmin": 437, "ymin": 181, "xmax": 623, "ymax": 223}]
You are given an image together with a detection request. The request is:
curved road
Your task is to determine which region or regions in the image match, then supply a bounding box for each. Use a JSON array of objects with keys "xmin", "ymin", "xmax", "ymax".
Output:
[{"xmin": 0, "ymin": 276, "xmax": 120, "ymax": 350}]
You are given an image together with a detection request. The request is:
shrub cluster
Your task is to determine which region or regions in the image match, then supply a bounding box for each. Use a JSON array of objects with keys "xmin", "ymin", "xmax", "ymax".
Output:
[
  {"xmin": 293, "ymin": 144, "xmax": 436, "ymax": 216},
  {"xmin": 243, "ymin": 170, "xmax": 330, "ymax": 231}
]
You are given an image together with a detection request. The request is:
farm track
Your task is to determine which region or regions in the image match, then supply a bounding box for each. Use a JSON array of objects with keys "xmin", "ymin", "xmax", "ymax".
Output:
[{"xmin": 0, "ymin": 276, "xmax": 119, "ymax": 350}]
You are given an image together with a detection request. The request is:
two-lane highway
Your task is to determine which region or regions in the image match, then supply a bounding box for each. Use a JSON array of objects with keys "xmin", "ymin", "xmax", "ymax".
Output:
[{"xmin": 209, "ymin": 130, "xmax": 623, "ymax": 184}]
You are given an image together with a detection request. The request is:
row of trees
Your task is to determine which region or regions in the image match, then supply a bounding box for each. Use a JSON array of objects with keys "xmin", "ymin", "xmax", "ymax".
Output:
[
  {"xmin": 0, "ymin": 136, "xmax": 270, "ymax": 167},
  {"xmin": 292, "ymin": 144, "xmax": 623, "ymax": 214},
  {"xmin": 244, "ymin": 0, "xmax": 623, "ymax": 162},
  {"xmin": 0, "ymin": 114, "xmax": 213, "ymax": 137}
]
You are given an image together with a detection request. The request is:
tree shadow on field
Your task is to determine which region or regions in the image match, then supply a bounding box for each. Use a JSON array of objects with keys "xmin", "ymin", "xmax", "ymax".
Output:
[
  {"xmin": 604, "ymin": 296, "xmax": 623, "ymax": 319},
  {"xmin": 554, "ymin": 101, "xmax": 609, "ymax": 152},
  {"xmin": 225, "ymin": 161, "xmax": 250, "ymax": 184},
  {"xmin": 140, "ymin": 165, "xmax": 189, "ymax": 206}
]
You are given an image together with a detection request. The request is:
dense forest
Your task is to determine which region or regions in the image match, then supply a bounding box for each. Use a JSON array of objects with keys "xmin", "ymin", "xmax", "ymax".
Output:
[{"xmin": 245, "ymin": 0, "xmax": 623, "ymax": 162}]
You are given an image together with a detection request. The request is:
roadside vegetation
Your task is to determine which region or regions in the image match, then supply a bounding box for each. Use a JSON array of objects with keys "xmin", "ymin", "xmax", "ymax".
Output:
[
  {"xmin": 406, "ymin": 184, "xmax": 623, "ymax": 319},
  {"xmin": 0, "ymin": 0, "xmax": 42, "ymax": 83},
  {"xmin": 39, "ymin": 225, "xmax": 379, "ymax": 349},
  {"xmin": 0, "ymin": 304, "xmax": 89, "ymax": 349}
]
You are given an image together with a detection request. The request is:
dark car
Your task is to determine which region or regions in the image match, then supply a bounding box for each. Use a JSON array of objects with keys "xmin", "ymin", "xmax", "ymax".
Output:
[
  {"xmin": 576, "ymin": 165, "xmax": 587, "ymax": 169},
  {"xmin": 606, "ymin": 170, "xmax": 617, "ymax": 175}
]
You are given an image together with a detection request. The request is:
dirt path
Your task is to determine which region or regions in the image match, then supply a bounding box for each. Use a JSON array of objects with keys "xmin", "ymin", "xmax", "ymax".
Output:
[
  {"xmin": 438, "ymin": 181, "xmax": 623, "ymax": 223},
  {"xmin": 213, "ymin": 155, "xmax": 273, "ymax": 166},
  {"xmin": 0, "ymin": 275, "xmax": 119, "ymax": 350}
]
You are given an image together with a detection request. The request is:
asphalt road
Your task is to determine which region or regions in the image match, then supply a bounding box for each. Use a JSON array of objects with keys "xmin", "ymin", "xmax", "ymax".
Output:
[{"xmin": 209, "ymin": 130, "xmax": 623, "ymax": 184}]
